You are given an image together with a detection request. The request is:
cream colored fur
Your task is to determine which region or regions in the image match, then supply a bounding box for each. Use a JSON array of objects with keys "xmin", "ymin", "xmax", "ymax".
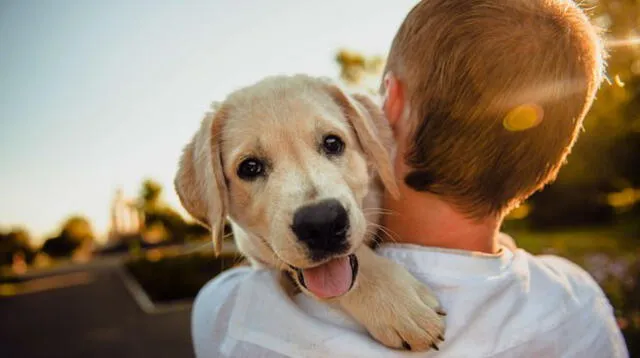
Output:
[{"xmin": 175, "ymin": 74, "xmax": 445, "ymax": 351}]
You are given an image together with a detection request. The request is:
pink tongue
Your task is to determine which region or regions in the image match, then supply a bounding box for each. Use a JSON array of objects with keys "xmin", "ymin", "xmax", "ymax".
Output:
[{"xmin": 302, "ymin": 256, "xmax": 353, "ymax": 299}]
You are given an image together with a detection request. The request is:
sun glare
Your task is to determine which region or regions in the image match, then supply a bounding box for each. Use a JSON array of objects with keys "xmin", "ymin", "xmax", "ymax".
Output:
[
  {"xmin": 503, "ymin": 104, "xmax": 543, "ymax": 132},
  {"xmin": 606, "ymin": 36, "xmax": 640, "ymax": 49}
]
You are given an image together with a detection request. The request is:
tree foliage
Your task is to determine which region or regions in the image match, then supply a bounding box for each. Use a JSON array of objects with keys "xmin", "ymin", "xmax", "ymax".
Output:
[
  {"xmin": 140, "ymin": 179, "xmax": 163, "ymax": 211},
  {"xmin": 335, "ymin": 49, "xmax": 385, "ymax": 92},
  {"xmin": 0, "ymin": 228, "xmax": 35, "ymax": 267},
  {"xmin": 41, "ymin": 216, "xmax": 94, "ymax": 258},
  {"xmin": 138, "ymin": 179, "xmax": 203, "ymax": 242}
]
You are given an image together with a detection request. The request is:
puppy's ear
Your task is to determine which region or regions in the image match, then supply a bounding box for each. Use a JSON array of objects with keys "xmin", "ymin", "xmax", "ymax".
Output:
[
  {"xmin": 324, "ymin": 83, "xmax": 400, "ymax": 199},
  {"xmin": 175, "ymin": 104, "xmax": 229, "ymax": 255}
]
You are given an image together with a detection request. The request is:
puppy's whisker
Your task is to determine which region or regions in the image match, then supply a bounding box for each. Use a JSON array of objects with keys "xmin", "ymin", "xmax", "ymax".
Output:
[
  {"xmin": 363, "ymin": 210, "xmax": 391, "ymax": 215},
  {"xmin": 232, "ymin": 254, "xmax": 247, "ymax": 267},
  {"xmin": 376, "ymin": 223, "xmax": 399, "ymax": 241},
  {"xmin": 367, "ymin": 222, "xmax": 400, "ymax": 243},
  {"xmin": 363, "ymin": 208, "xmax": 399, "ymax": 218},
  {"xmin": 364, "ymin": 211, "xmax": 395, "ymax": 218},
  {"xmin": 183, "ymin": 241, "xmax": 214, "ymax": 254},
  {"xmin": 363, "ymin": 207, "xmax": 394, "ymax": 214}
]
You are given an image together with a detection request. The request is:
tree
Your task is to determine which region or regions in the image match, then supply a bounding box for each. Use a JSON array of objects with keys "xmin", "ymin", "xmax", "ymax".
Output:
[
  {"xmin": 60, "ymin": 216, "xmax": 95, "ymax": 242},
  {"xmin": 0, "ymin": 228, "xmax": 35, "ymax": 267},
  {"xmin": 41, "ymin": 216, "xmax": 94, "ymax": 258},
  {"xmin": 138, "ymin": 179, "xmax": 190, "ymax": 242},
  {"xmin": 140, "ymin": 179, "xmax": 163, "ymax": 211},
  {"xmin": 40, "ymin": 236, "xmax": 80, "ymax": 259},
  {"xmin": 335, "ymin": 49, "xmax": 385, "ymax": 92}
]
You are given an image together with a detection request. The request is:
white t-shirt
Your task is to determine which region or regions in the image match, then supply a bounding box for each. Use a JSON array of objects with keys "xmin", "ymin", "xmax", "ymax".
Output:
[{"xmin": 191, "ymin": 239, "xmax": 628, "ymax": 357}]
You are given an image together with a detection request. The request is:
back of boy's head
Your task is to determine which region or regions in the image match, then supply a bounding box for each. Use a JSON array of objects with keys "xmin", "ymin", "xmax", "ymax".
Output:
[{"xmin": 384, "ymin": 0, "xmax": 606, "ymax": 218}]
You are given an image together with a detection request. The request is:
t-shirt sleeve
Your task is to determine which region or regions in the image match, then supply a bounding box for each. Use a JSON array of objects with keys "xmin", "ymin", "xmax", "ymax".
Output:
[
  {"xmin": 536, "ymin": 255, "xmax": 629, "ymax": 357},
  {"xmin": 191, "ymin": 267, "xmax": 253, "ymax": 358}
]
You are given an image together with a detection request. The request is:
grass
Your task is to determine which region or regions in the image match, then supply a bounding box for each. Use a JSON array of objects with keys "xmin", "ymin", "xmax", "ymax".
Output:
[{"xmin": 504, "ymin": 226, "xmax": 640, "ymax": 267}]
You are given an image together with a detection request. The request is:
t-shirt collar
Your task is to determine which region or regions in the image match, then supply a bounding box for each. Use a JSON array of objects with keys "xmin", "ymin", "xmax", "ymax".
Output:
[{"xmin": 375, "ymin": 233, "xmax": 515, "ymax": 277}]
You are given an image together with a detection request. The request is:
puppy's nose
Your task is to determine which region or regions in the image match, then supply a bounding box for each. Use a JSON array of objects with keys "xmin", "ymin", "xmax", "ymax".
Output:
[{"xmin": 291, "ymin": 199, "xmax": 349, "ymax": 256}]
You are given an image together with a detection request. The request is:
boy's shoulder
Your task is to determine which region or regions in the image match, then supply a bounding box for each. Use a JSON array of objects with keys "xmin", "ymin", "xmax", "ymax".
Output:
[
  {"xmin": 499, "ymin": 250, "xmax": 628, "ymax": 357},
  {"xmin": 524, "ymin": 251, "xmax": 607, "ymax": 301}
]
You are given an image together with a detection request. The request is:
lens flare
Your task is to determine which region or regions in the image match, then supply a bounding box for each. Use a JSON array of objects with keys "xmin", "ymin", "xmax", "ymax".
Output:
[
  {"xmin": 503, "ymin": 104, "xmax": 543, "ymax": 132},
  {"xmin": 606, "ymin": 37, "xmax": 640, "ymax": 49}
]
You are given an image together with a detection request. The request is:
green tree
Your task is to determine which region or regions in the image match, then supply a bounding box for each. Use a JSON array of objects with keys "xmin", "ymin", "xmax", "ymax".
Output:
[
  {"xmin": 0, "ymin": 228, "xmax": 35, "ymax": 267},
  {"xmin": 140, "ymin": 179, "xmax": 163, "ymax": 211},
  {"xmin": 41, "ymin": 216, "xmax": 94, "ymax": 258},
  {"xmin": 335, "ymin": 49, "xmax": 385, "ymax": 92},
  {"xmin": 60, "ymin": 216, "xmax": 95, "ymax": 242},
  {"xmin": 138, "ymin": 179, "xmax": 190, "ymax": 242}
]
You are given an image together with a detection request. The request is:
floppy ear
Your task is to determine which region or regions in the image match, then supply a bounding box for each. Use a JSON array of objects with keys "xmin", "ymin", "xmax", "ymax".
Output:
[
  {"xmin": 324, "ymin": 83, "xmax": 400, "ymax": 199},
  {"xmin": 174, "ymin": 104, "xmax": 229, "ymax": 255}
]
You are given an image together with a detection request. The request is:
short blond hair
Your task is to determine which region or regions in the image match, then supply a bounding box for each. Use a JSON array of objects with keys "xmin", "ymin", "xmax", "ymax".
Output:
[{"xmin": 384, "ymin": 0, "xmax": 605, "ymax": 217}]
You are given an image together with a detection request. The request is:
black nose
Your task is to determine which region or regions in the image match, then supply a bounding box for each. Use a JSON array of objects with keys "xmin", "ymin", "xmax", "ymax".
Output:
[{"xmin": 291, "ymin": 199, "xmax": 350, "ymax": 258}]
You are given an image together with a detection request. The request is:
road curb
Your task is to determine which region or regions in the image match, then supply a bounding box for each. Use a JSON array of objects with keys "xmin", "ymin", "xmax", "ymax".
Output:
[{"xmin": 116, "ymin": 266, "xmax": 193, "ymax": 315}]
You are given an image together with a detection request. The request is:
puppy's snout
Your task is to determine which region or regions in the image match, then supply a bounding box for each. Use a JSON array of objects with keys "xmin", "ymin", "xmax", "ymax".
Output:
[{"xmin": 291, "ymin": 199, "xmax": 349, "ymax": 257}]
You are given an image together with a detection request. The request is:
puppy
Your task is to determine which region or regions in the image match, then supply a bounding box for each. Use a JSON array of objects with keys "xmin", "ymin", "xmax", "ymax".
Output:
[{"xmin": 175, "ymin": 74, "xmax": 445, "ymax": 351}]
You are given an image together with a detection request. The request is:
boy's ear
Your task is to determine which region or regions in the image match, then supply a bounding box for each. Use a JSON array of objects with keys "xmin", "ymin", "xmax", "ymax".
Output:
[
  {"xmin": 174, "ymin": 104, "xmax": 229, "ymax": 255},
  {"xmin": 382, "ymin": 72, "xmax": 405, "ymax": 129}
]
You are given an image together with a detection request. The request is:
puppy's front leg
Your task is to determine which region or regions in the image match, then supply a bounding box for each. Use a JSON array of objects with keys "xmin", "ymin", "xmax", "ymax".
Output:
[{"xmin": 333, "ymin": 245, "xmax": 446, "ymax": 351}]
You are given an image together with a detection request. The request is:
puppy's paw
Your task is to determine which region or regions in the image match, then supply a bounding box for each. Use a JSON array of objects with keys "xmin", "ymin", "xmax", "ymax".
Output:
[
  {"xmin": 336, "ymin": 248, "xmax": 446, "ymax": 351},
  {"xmin": 363, "ymin": 263, "xmax": 446, "ymax": 351}
]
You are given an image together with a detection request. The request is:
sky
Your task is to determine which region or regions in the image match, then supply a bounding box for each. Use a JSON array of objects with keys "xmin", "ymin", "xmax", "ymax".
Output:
[{"xmin": 0, "ymin": 0, "xmax": 419, "ymax": 244}]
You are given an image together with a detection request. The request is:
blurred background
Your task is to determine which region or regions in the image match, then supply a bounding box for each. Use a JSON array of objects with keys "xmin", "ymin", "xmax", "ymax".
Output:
[{"xmin": 0, "ymin": 0, "xmax": 638, "ymax": 357}]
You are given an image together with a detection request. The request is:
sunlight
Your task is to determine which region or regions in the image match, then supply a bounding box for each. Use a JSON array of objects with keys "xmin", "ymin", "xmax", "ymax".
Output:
[
  {"xmin": 607, "ymin": 188, "xmax": 640, "ymax": 209},
  {"xmin": 606, "ymin": 36, "xmax": 640, "ymax": 49},
  {"xmin": 503, "ymin": 78, "xmax": 587, "ymax": 110},
  {"xmin": 503, "ymin": 104, "xmax": 543, "ymax": 132}
]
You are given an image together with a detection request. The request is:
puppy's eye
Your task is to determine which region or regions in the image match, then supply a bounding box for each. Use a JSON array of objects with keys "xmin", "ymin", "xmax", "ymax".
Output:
[
  {"xmin": 237, "ymin": 158, "xmax": 265, "ymax": 180},
  {"xmin": 322, "ymin": 135, "xmax": 345, "ymax": 156}
]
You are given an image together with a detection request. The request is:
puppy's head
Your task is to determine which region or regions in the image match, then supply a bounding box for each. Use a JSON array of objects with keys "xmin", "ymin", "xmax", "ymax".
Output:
[{"xmin": 175, "ymin": 75, "xmax": 398, "ymax": 298}]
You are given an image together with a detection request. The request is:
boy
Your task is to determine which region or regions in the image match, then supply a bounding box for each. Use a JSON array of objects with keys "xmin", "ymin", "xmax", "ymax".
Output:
[{"xmin": 192, "ymin": 0, "xmax": 628, "ymax": 356}]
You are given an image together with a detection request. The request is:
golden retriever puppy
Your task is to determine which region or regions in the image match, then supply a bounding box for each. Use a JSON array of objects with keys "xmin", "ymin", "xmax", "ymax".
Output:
[{"xmin": 175, "ymin": 74, "xmax": 445, "ymax": 351}]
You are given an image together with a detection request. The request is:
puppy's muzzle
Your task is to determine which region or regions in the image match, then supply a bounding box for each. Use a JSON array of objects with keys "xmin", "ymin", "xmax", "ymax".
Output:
[
  {"xmin": 289, "ymin": 199, "xmax": 357, "ymax": 299},
  {"xmin": 291, "ymin": 198, "xmax": 350, "ymax": 261}
]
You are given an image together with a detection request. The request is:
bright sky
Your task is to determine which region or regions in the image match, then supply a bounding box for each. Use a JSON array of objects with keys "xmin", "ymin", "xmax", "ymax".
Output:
[{"xmin": 0, "ymin": 0, "xmax": 419, "ymax": 244}]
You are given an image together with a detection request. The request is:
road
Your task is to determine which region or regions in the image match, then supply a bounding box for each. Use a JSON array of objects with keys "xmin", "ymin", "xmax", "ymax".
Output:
[{"xmin": 0, "ymin": 262, "xmax": 194, "ymax": 358}]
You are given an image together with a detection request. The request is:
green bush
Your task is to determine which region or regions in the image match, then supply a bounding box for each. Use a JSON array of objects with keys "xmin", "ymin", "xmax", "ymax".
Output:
[{"xmin": 125, "ymin": 252, "xmax": 242, "ymax": 303}]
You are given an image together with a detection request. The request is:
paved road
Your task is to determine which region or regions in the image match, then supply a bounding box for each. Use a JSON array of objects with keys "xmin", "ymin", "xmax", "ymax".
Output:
[{"xmin": 0, "ymin": 264, "xmax": 194, "ymax": 358}]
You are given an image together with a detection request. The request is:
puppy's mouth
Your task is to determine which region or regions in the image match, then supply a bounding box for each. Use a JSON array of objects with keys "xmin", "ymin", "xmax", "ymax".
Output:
[{"xmin": 291, "ymin": 254, "xmax": 358, "ymax": 299}]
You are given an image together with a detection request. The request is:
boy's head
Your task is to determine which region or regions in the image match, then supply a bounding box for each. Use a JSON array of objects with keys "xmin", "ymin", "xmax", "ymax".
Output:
[{"xmin": 381, "ymin": 0, "xmax": 605, "ymax": 218}]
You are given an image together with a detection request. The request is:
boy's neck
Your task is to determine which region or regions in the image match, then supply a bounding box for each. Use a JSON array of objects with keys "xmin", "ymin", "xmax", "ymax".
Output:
[{"xmin": 380, "ymin": 185, "xmax": 502, "ymax": 254}]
